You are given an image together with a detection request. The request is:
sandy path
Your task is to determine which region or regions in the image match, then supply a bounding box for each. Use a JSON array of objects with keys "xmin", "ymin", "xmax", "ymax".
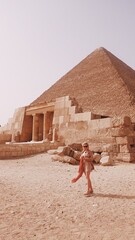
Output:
[{"xmin": 0, "ymin": 153, "xmax": 135, "ymax": 240}]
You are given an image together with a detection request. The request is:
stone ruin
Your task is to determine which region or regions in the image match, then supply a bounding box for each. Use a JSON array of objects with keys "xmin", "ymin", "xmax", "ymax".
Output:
[
  {"xmin": 1, "ymin": 47, "xmax": 135, "ymax": 163},
  {"xmin": 0, "ymin": 95, "xmax": 135, "ymax": 163}
]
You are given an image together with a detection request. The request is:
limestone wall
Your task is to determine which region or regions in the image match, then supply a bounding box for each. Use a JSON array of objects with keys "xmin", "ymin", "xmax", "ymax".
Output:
[
  {"xmin": 1, "ymin": 95, "xmax": 135, "ymax": 162},
  {"xmin": 59, "ymin": 118, "xmax": 114, "ymax": 146},
  {"xmin": 0, "ymin": 107, "xmax": 26, "ymax": 143},
  {"xmin": 0, "ymin": 142, "xmax": 62, "ymax": 160},
  {"xmin": 53, "ymin": 96, "xmax": 113, "ymax": 144},
  {"xmin": 53, "ymin": 96, "xmax": 135, "ymax": 162},
  {"xmin": 0, "ymin": 133, "xmax": 12, "ymax": 144}
]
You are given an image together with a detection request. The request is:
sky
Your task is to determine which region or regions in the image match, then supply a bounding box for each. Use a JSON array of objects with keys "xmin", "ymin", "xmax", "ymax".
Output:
[{"xmin": 0, "ymin": 0, "xmax": 135, "ymax": 126}]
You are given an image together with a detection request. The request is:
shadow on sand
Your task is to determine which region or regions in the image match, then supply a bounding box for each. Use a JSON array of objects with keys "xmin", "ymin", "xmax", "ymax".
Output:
[{"xmin": 93, "ymin": 192, "xmax": 135, "ymax": 200}]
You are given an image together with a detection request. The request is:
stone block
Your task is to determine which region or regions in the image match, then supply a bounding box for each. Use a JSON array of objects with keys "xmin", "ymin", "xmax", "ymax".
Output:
[
  {"xmin": 0, "ymin": 133, "xmax": 12, "ymax": 144},
  {"xmin": 100, "ymin": 155, "xmax": 114, "ymax": 166},
  {"xmin": 68, "ymin": 143, "xmax": 82, "ymax": 151},
  {"xmin": 64, "ymin": 99, "xmax": 72, "ymax": 108},
  {"xmin": 111, "ymin": 127, "xmax": 132, "ymax": 137},
  {"xmin": 73, "ymin": 112, "xmax": 91, "ymax": 122},
  {"xmin": 90, "ymin": 119, "xmax": 100, "ymax": 129},
  {"xmin": 55, "ymin": 99, "xmax": 65, "ymax": 109},
  {"xmin": 112, "ymin": 116, "xmax": 132, "ymax": 127},
  {"xmin": 102, "ymin": 144, "xmax": 119, "ymax": 153},
  {"xmin": 99, "ymin": 118, "xmax": 112, "ymax": 129},
  {"xmin": 51, "ymin": 155, "xmax": 78, "ymax": 165},
  {"xmin": 63, "ymin": 115, "xmax": 70, "ymax": 123},
  {"xmin": 93, "ymin": 153, "xmax": 101, "ymax": 163},
  {"xmin": 91, "ymin": 113, "xmax": 101, "ymax": 119},
  {"xmin": 73, "ymin": 151, "xmax": 81, "ymax": 161},
  {"xmin": 0, "ymin": 151, "xmax": 5, "ymax": 157},
  {"xmin": 53, "ymin": 117, "xmax": 58, "ymax": 125},
  {"xmin": 69, "ymin": 106, "xmax": 76, "ymax": 115},
  {"xmin": 116, "ymin": 136, "xmax": 134, "ymax": 144},
  {"xmin": 101, "ymin": 152, "xmax": 109, "ymax": 157},
  {"xmin": 76, "ymin": 121, "xmax": 88, "ymax": 130},
  {"xmin": 89, "ymin": 118, "xmax": 112, "ymax": 129},
  {"xmin": 63, "ymin": 108, "xmax": 69, "ymax": 116},
  {"xmin": 53, "ymin": 110, "xmax": 59, "ymax": 118},
  {"xmin": 59, "ymin": 116, "xmax": 64, "ymax": 124},
  {"xmin": 56, "ymin": 108, "xmax": 67, "ymax": 116},
  {"xmin": 119, "ymin": 144, "xmax": 131, "ymax": 153},
  {"xmin": 116, "ymin": 153, "xmax": 135, "ymax": 162},
  {"xmin": 130, "ymin": 146, "xmax": 135, "ymax": 152},
  {"xmin": 67, "ymin": 122, "xmax": 76, "ymax": 128}
]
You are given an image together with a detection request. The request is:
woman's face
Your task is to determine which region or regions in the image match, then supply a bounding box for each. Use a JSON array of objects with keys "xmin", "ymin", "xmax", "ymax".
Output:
[{"xmin": 83, "ymin": 144, "xmax": 89, "ymax": 150}]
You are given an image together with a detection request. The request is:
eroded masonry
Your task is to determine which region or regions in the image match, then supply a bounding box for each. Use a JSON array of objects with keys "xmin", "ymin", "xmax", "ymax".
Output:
[
  {"xmin": 1, "ymin": 47, "xmax": 135, "ymax": 162},
  {"xmin": 1, "ymin": 95, "xmax": 135, "ymax": 162}
]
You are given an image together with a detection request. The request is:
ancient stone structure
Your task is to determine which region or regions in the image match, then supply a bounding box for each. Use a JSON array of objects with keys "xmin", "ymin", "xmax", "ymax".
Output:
[
  {"xmin": 32, "ymin": 47, "xmax": 135, "ymax": 120},
  {"xmin": 1, "ymin": 47, "xmax": 135, "ymax": 162}
]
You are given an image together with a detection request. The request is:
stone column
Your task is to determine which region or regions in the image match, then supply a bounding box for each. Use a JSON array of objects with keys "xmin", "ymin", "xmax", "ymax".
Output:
[
  {"xmin": 43, "ymin": 113, "xmax": 46, "ymax": 141},
  {"xmin": 32, "ymin": 114, "xmax": 39, "ymax": 141},
  {"xmin": 38, "ymin": 114, "xmax": 43, "ymax": 141},
  {"xmin": 52, "ymin": 127, "xmax": 58, "ymax": 142}
]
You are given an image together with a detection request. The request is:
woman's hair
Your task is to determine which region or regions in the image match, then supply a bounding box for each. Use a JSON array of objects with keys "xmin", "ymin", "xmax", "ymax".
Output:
[{"xmin": 82, "ymin": 142, "xmax": 89, "ymax": 147}]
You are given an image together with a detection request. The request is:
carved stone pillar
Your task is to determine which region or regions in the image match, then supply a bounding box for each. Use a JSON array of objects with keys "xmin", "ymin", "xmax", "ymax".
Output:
[
  {"xmin": 43, "ymin": 111, "xmax": 54, "ymax": 141},
  {"xmin": 32, "ymin": 114, "xmax": 39, "ymax": 141},
  {"xmin": 43, "ymin": 113, "xmax": 46, "ymax": 140},
  {"xmin": 52, "ymin": 127, "xmax": 58, "ymax": 142}
]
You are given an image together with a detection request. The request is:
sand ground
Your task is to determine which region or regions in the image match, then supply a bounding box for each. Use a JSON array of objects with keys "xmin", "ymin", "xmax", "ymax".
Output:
[{"xmin": 0, "ymin": 153, "xmax": 135, "ymax": 240}]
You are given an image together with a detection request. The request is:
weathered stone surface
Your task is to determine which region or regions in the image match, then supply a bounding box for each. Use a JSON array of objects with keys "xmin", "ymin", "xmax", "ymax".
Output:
[
  {"xmin": 32, "ymin": 48, "xmax": 135, "ymax": 122},
  {"xmin": 101, "ymin": 152, "xmax": 109, "ymax": 157},
  {"xmin": 51, "ymin": 155, "xmax": 78, "ymax": 164},
  {"xmin": 0, "ymin": 142, "xmax": 62, "ymax": 159},
  {"xmin": 47, "ymin": 149, "xmax": 59, "ymax": 155},
  {"xmin": 112, "ymin": 116, "xmax": 132, "ymax": 127},
  {"xmin": 68, "ymin": 143, "xmax": 82, "ymax": 151},
  {"xmin": 0, "ymin": 133, "xmax": 12, "ymax": 144},
  {"xmin": 102, "ymin": 144, "xmax": 119, "ymax": 153},
  {"xmin": 111, "ymin": 127, "xmax": 133, "ymax": 137},
  {"xmin": 116, "ymin": 136, "xmax": 134, "ymax": 145},
  {"xmin": 116, "ymin": 153, "xmax": 135, "ymax": 162},
  {"xmin": 48, "ymin": 145, "xmax": 82, "ymax": 162},
  {"xmin": 119, "ymin": 144, "xmax": 131, "ymax": 153},
  {"xmin": 2, "ymin": 47, "xmax": 135, "ymax": 166},
  {"xmin": 62, "ymin": 146, "xmax": 74, "ymax": 157},
  {"xmin": 73, "ymin": 151, "xmax": 81, "ymax": 161},
  {"xmin": 93, "ymin": 153, "xmax": 101, "ymax": 163},
  {"xmin": 100, "ymin": 156, "xmax": 114, "ymax": 166}
]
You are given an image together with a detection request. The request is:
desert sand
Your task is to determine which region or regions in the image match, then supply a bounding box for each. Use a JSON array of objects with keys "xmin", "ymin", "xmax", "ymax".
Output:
[{"xmin": 0, "ymin": 153, "xmax": 135, "ymax": 240}]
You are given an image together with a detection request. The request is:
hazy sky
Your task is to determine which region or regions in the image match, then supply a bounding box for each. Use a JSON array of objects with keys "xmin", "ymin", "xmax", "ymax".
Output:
[{"xmin": 0, "ymin": 0, "xmax": 135, "ymax": 125}]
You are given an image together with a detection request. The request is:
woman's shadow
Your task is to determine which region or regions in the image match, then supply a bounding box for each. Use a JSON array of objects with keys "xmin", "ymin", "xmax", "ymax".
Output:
[{"xmin": 93, "ymin": 192, "xmax": 135, "ymax": 200}]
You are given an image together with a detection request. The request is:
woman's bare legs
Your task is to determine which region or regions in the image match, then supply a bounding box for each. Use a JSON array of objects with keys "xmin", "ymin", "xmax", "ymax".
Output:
[
  {"xmin": 71, "ymin": 170, "xmax": 83, "ymax": 183},
  {"xmin": 84, "ymin": 171, "xmax": 93, "ymax": 194},
  {"xmin": 71, "ymin": 158, "xmax": 84, "ymax": 183}
]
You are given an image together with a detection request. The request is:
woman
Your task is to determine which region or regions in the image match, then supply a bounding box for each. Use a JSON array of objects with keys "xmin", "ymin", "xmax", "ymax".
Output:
[{"xmin": 71, "ymin": 142, "xmax": 94, "ymax": 196}]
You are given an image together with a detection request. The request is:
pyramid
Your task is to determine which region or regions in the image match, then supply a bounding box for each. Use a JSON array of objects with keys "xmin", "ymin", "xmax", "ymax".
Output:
[{"xmin": 31, "ymin": 47, "xmax": 135, "ymax": 120}]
